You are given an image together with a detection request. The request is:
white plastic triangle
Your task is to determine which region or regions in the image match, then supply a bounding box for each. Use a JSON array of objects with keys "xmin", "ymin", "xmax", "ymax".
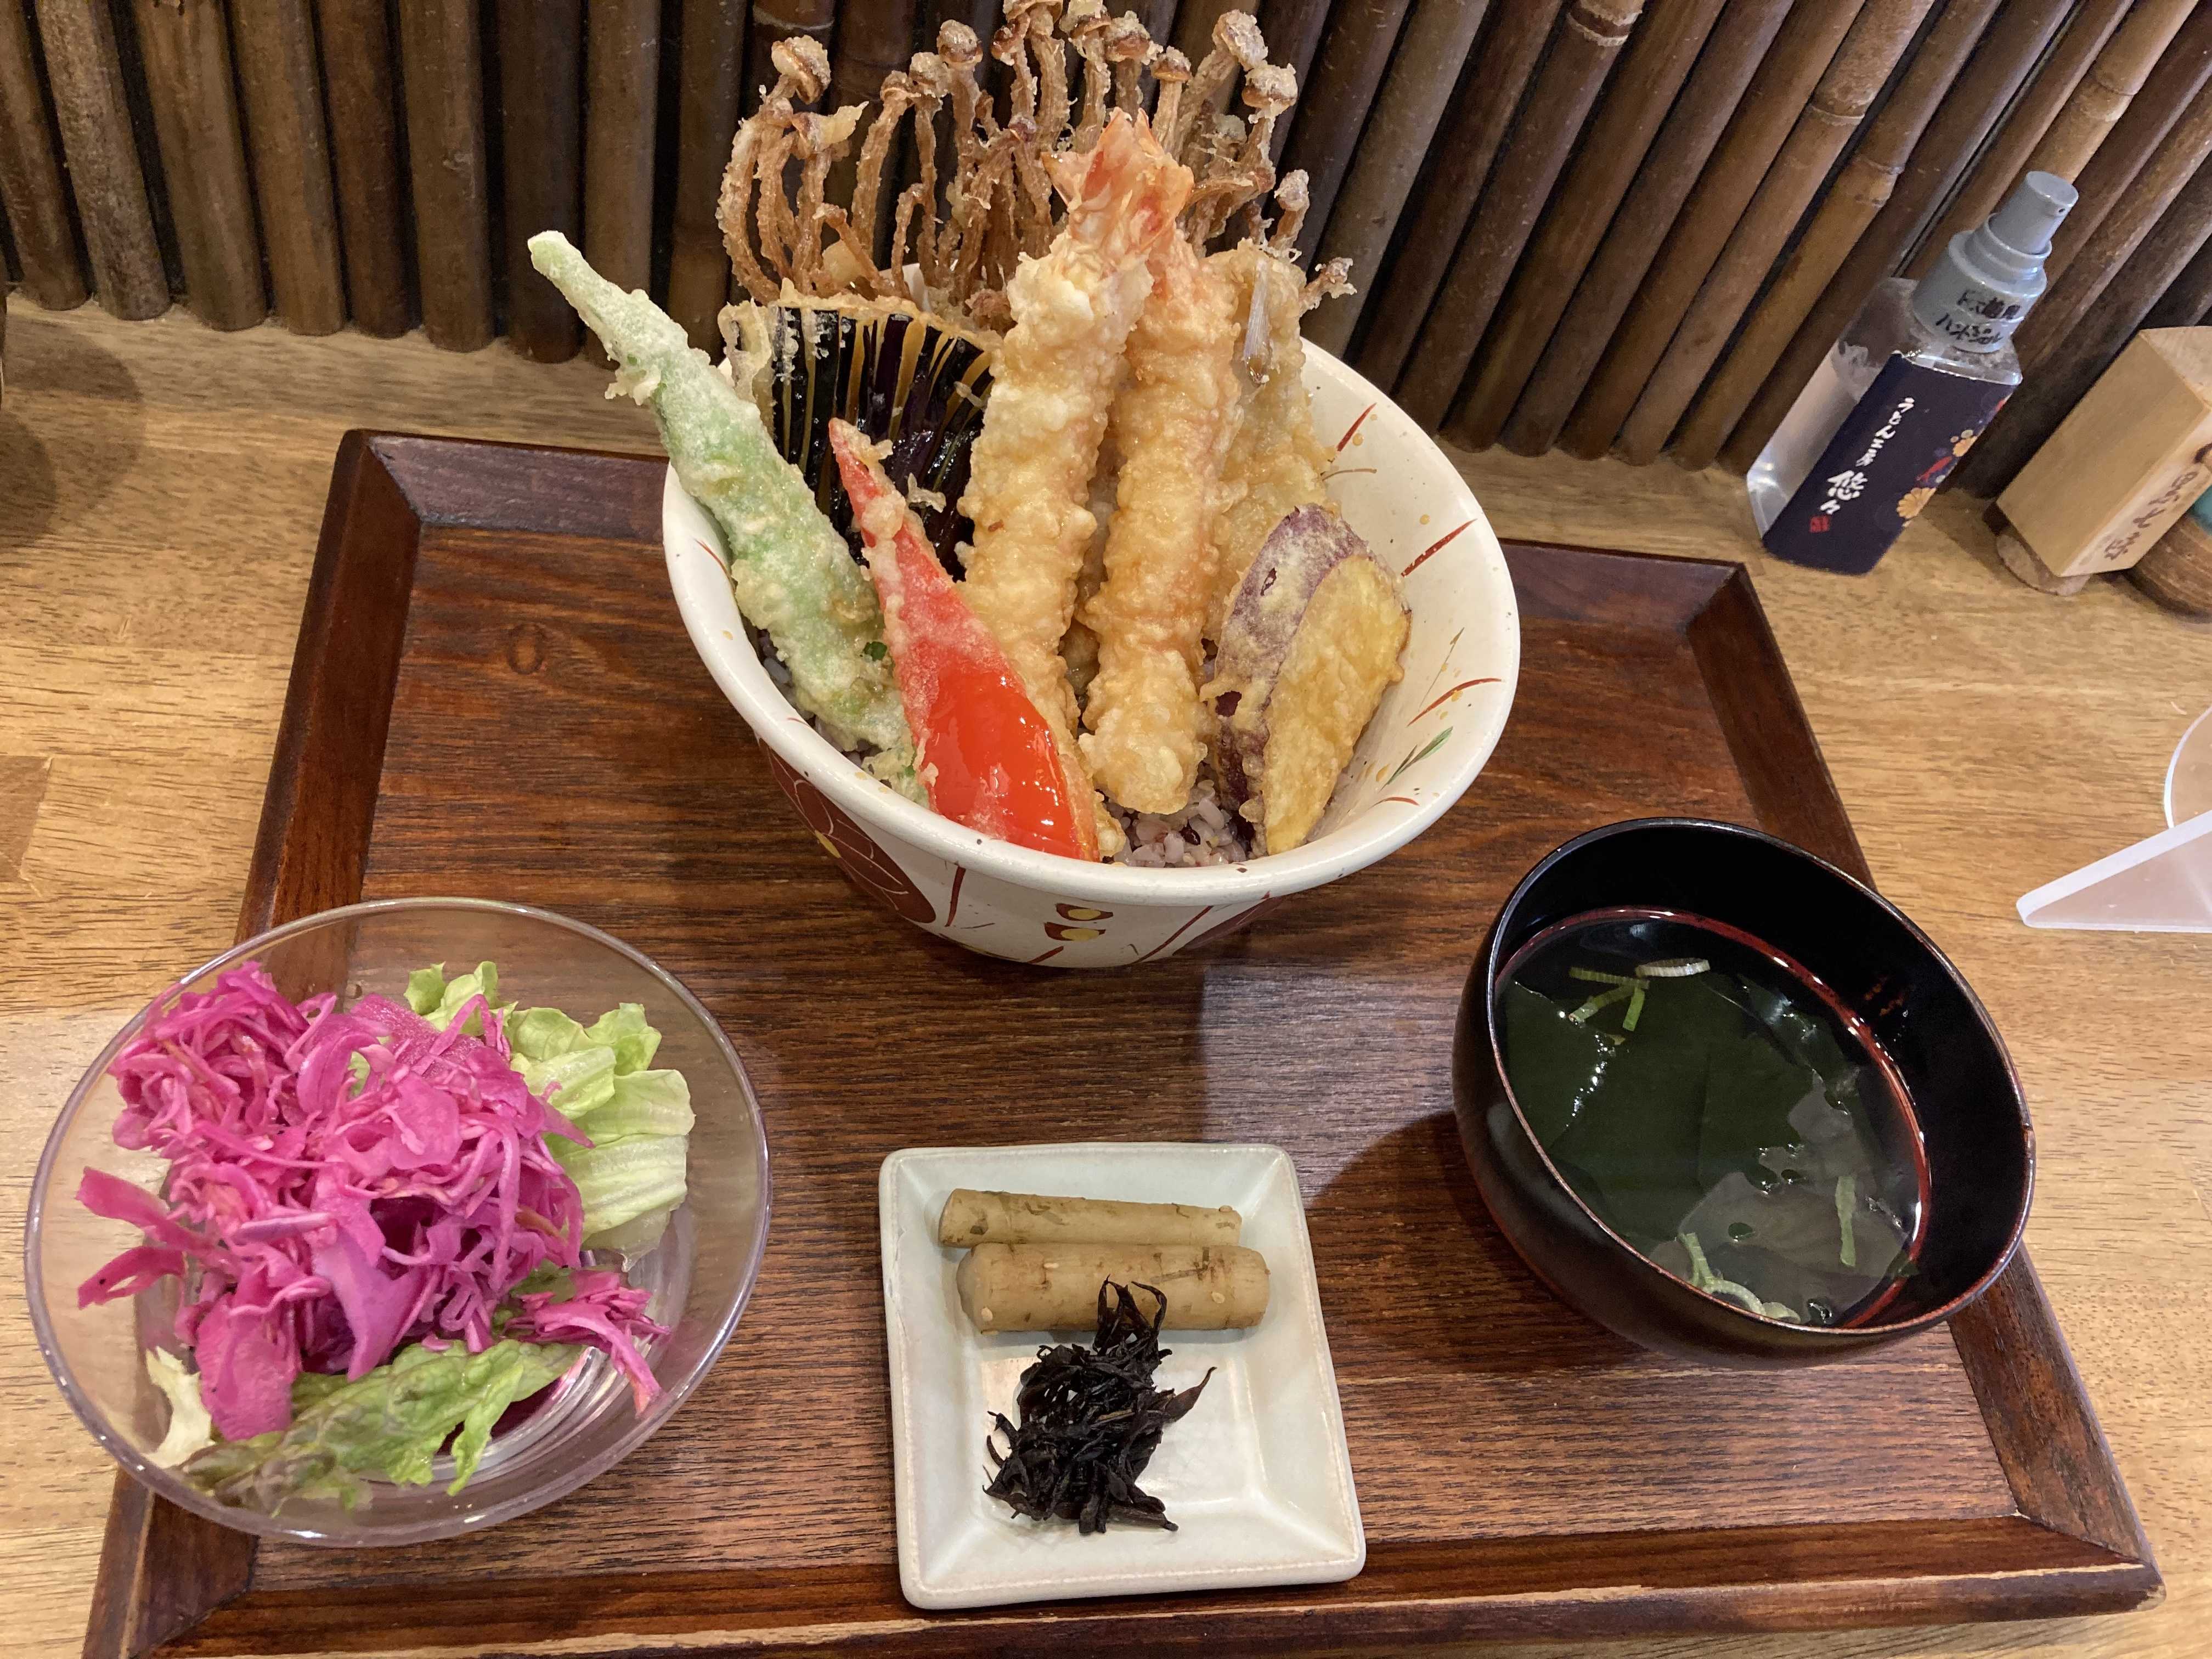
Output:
[{"xmin": 2018, "ymin": 809, "xmax": 2212, "ymax": 932}]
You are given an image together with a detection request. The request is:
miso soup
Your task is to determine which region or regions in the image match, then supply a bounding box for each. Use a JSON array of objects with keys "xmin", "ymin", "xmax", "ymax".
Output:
[{"xmin": 1498, "ymin": 908, "xmax": 1927, "ymax": 1327}]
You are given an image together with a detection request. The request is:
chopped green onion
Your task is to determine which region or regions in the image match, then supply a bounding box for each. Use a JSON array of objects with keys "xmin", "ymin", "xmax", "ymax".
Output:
[
  {"xmin": 1568, "ymin": 984, "xmax": 1634, "ymax": 1023},
  {"xmin": 1622, "ymin": 983, "xmax": 1647, "ymax": 1031},
  {"xmin": 1635, "ymin": 957, "xmax": 1711, "ymax": 979},
  {"xmin": 1678, "ymin": 1232, "xmax": 1782, "ymax": 1317},
  {"xmin": 1568, "ymin": 967, "xmax": 1634, "ymax": 985}
]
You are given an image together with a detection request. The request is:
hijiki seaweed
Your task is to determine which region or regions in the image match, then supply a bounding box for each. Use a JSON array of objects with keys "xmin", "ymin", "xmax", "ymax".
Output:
[{"xmin": 984, "ymin": 1280, "xmax": 1213, "ymax": 1533}]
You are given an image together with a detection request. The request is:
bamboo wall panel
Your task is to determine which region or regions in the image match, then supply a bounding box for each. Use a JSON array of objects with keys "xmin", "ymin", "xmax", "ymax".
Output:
[
  {"xmin": 1499, "ymin": 0, "xmax": 1793, "ymax": 456},
  {"xmin": 0, "ymin": 0, "xmax": 84, "ymax": 307},
  {"xmin": 1702, "ymin": 0, "xmax": 2002, "ymax": 473},
  {"xmin": 1303, "ymin": 0, "xmax": 1491, "ymax": 356},
  {"xmin": 1353, "ymin": 0, "xmax": 1565, "ymax": 390},
  {"xmin": 583, "ymin": 0, "xmax": 662, "ymax": 370},
  {"xmin": 128, "ymin": 0, "xmax": 261, "ymax": 331},
  {"xmin": 35, "ymin": 0, "xmax": 167, "ymax": 318},
  {"xmin": 2045, "ymin": 4, "xmax": 2212, "ymax": 283},
  {"xmin": 668, "ymin": 0, "xmax": 747, "ymax": 351},
  {"xmin": 10, "ymin": 0, "xmax": 2212, "ymax": 507},
  {"xmin": 315, "ymin": 0, "xmax": 411, "ymax": 336},
  {"xmin": 1718, "ymin": 0, "xmax": 2076, "ymax": 473},
  {"xmin": 232, "ymin": 0, "xmax": 347, "ymax": 335},
  {"xmin": 2012, "ymin": 66, "xmax": 2212, "ymax": 370},
  {"xmin": 1560, "ymin": 0, "xmax": 1871, "ymax": 459},
  {"xmin": 396, "ymin": 0, "xmax": 494, "ymax": 350},
  {"xmin": 499, "ymin": 0, "xmax": 585, "ymax": 363},
  {"xmin": 1904, "ymin": 0, "xmax": 2130, "ymax": 280},
  {"xmin": 2027, "ymin": 0, "xmax": 2196, "ymax": 184},
  {"xmin": 1281, "ymin": 0, "xmax": 1413, "ymax": 261},
  {"xmin": 1452, "ymin": 0, "xmax": 1728, "ymax": 450},
  {"xmin": 1398, "ymin": 0, "xmax": 1646, "ymax": 432},
  {"xmin": 1624, "ymin": 0, "xmax": 1935, "ymax": 470}
]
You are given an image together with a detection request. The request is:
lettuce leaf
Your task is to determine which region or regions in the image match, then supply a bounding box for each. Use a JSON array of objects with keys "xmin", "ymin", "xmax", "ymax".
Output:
[
  {"xmin": 554, "ymin": 1132, "xmax": 692, "ymax": 1242},
  {"xmin": 406, "ymin": 962, "xmax": 503, "ymax": 1035},
  {"xmin": 183, "ymin": 1339, "xmax": 581, "ymax": 1510},
  {"xmin": 408, "ymin": 964, "xmax": 691, "ymax": 1250},
  {"xmin": 583, "ymin": 1003, "xmax": 660, "ymax": 1074}
]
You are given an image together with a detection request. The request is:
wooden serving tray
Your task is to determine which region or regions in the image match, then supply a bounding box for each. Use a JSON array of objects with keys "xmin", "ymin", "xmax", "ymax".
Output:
[{"xmin": 91, "ymin": 435, "xmax": 2158, "ymax": 1657}]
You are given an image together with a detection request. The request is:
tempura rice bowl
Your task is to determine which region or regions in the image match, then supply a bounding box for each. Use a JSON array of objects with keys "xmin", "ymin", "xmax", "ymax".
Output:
[{"xmin": 665, "ymin": 347, "xmax": 1519, "ymax": 968}]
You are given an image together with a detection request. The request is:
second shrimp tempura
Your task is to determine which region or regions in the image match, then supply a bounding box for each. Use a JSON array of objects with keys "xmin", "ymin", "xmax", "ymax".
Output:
[
  {"xmin": 1079, "ymin": 231, "xmax": 1242, "ymax": 813},
  {"xmin": 959, "ymin": 113, "xmax": 1191, "ymax": 854}
]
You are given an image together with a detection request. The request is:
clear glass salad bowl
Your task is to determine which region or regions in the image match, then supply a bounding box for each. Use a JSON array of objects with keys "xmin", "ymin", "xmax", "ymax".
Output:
[{"xmin": 25, "ymin": 898, "xmax": 771, "ymax": 1545}]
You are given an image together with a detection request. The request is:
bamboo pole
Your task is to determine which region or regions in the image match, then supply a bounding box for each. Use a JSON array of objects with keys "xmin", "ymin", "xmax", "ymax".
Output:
[
  {"xmin": 2025, "ymin": 0, "xmax": 2196, "ymax": 185},
  {"xmin": 230, "ymin": 0, "xmax": 347, "ymax": 335},
  {"xmin": 35, "ymin": 0, "xmax": 167, "ymax": 317},
  {"xmin": 1905, "ymin": 0, "xmax": 2130, "ymax": 280},
  {"xmin": 0, "ymin": 0, "xmax": 84, "ymax": 308},
  {"xmin": 499, "ymin": 0, "xmax": 584, "ymax": 362},
  {"xmin": 669, "ymin": 0, "xmax": 747, "ymax": 351},
  {"xmin": 128, "ymin": 0, "xmax": 260, "ymax": 330},
  {"xmin": 1305, "ymin": 0, "xmax": 1493, "ymax": 356},
  {"xmin": 2041, "ymin": 4, "xmax": 2212, "ymax": 283},
  {"xmin": 1352, "ymin": 0, "xmax": 1563, "ymax": 391},
  {"xmin": 585, "ymin": 0, "xmax": 661, "ymax": 361},
  {"xmin": 315, "ymin": 0, "xmax": 410, "ymax": 337},
  {"xmin": 1500, "ymin": 0, "xmax": 1790, "ymax": 457},
  {"xmin": 1397, "ymin": 0, "xmax": 1647, "ymax": 433},
  {"xmin": 1449, "ymin": 0, "xmax": 1726, "ymax": 450},
  {"xmin": 1623, "ymin": 0, "xmax": 1934, "ymax": 469},
  {"xmin": 397, "ymin": 0, "xmax": 495, "ymax": 349},
  {"xmin": 1706, "ymin": 0, "xmax": 2002, "ymax": 474},
  {"xmin": 1955, "ymin": 141, "xmax": 2212, "ymax": 499},
  {"xmin": 1711, "ymin": 0, "xmax": 2073, "ymax": 474},
  {"xmin": 1559, "ymin": 0, "xmax": 1867, "ymax": 460},
  {"xmin": 1280, "ymin": 0, "xmax": 1416, "ymax": 262}
]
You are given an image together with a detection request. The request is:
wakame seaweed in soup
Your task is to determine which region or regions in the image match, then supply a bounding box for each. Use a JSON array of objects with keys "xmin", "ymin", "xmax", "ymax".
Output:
[{"xmin": 1499, "ymin": 909, "xmax": 1928, "ymax": 1327}]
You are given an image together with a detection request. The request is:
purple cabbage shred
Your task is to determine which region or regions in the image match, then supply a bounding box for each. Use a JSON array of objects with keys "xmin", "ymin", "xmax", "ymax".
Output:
[{"xmin": 78, "ymin": 963, "xmax": 666, "ymax": 1441}]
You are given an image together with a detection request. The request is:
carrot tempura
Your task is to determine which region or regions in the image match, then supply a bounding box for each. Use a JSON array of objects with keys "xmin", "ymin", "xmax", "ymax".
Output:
[{"xmin": 958, "ymin": 113, "xmax": 1191, "ymax": 854}]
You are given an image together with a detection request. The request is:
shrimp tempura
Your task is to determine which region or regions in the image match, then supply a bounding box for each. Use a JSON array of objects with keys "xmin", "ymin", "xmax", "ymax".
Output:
[
  {"xmin": 959, "ymin": 114, "xmax": 1191, "ymax": 850},
  {"xmin": 1204, "ymin": 241, "xmax": 1335, "ymax": 642},
  {"xmin": 1078, "ymin": 233, "xmax": 1241, "ymax": 811}
]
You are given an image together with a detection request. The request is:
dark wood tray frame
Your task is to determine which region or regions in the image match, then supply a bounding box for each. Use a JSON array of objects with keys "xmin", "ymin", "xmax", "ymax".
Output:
[{"xmin": 84, "ymin": 433, "xmax": 2159, "ymax": 1658}]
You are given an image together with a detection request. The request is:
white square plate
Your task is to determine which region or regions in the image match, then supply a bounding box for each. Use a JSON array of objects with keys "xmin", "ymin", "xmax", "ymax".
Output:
[{"xmin": 878, "ymin": 1142, "xmax": 1364, "ymax": 1611}]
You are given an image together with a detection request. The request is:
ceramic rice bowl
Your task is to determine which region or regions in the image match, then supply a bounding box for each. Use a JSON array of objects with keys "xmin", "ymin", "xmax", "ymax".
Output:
[{"xmin": 664, "ymin": 345, "xmax": 1519, "ymax": 968}]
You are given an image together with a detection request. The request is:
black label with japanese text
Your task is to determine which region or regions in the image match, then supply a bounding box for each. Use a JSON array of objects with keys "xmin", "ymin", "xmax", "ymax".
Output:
[{"xmin": 1762, "ymin": 354, "xmax": 2012, "ymax": 575}]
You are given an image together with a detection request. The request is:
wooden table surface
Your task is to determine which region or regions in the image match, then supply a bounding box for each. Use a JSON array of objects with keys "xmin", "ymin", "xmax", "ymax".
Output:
[{"xmin": 1, "ymin": 304, "xmax": 2205, "ymax": 1659}]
